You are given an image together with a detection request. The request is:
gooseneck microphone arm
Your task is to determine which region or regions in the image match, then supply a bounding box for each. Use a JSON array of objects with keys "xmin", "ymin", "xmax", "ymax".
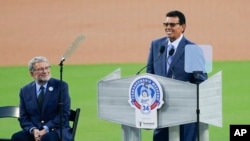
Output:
[{"xmin": 136, "ymin": 46, "xmax": 165, "ymax": 75}]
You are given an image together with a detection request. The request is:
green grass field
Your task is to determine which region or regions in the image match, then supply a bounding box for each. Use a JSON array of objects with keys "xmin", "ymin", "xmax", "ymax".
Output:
[{"xmin": 0, "ymin": 61, "xmax": 250, "ymax": 141}]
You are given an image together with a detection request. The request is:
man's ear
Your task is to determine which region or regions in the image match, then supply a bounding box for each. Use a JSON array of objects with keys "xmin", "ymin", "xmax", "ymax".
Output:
[
  {"xmin": 29, "ymin": 71, "xmax": 34, "ymax": 77},
  {"xmin": 181, "ymin": 24, "xmax": 186, "ymax": 33}
]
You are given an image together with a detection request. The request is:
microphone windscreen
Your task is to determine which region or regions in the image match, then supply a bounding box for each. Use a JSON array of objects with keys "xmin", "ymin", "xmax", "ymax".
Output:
[
  {"xmin": 159, "ymin": 46, "xmax": 165, "ymax": 54},
  {"xmin": 169, "ymin": 48, "xmax": 175, "ymax": 56}
]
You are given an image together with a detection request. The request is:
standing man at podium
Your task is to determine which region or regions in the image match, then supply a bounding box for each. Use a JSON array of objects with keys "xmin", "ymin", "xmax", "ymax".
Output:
[{"xmin": 146, "ymin": 10, "xmax": 207, "ymax": 141}]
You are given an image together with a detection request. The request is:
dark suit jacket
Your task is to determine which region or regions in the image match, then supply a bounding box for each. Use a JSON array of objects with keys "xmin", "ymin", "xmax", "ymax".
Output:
[
  {"xmin": 18, "ymin": 78, "xmax": 72, "ymax": 141},
  {"xmin": 146, "ymin": 36, "xmax": 207, "ymax": 83}
]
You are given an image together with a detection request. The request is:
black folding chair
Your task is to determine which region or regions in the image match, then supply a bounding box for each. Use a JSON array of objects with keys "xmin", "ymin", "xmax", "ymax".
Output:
[
  {"xmin": 0, "ymin": 106, "xmax": 80, "ymax": 141},
  {"xmin": 69, "ymin": 108, "xmax": 81, "ymax": 141},
  {"xmin": 0, "ymin": 106, "xmax": 19, "ymax": 141}
]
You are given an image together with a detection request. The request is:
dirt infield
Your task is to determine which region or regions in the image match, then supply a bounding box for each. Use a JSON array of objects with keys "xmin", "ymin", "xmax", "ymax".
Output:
[{"xmin": 0, "ymin": 0, "xmax": 249, "ymax": 66}]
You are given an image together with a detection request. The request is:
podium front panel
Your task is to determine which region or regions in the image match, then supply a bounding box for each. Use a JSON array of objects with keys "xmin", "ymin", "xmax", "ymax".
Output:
[
  {"xmin": 98, "ymin": 76, "xmax": 137, "ymax": 127},
  {"xmin": 98, "ymin": 73, "xmax": 199, "ymax": 128},
  {"xmin": 154, "ymin": 75, "xmax": 197, "ymax": 128}
]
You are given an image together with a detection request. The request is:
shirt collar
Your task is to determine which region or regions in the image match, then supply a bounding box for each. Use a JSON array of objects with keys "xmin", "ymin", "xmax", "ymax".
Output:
[
  {"xmin": 35, "ymin": 82, "xmax": 48, "ymax": 93},
  {"xmin": 168, "ymin": 34, "xmax": 184, "ymax": 49}
]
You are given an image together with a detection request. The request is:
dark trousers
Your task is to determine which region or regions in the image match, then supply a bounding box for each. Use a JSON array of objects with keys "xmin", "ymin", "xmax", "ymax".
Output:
[
  {"xmin": 11, "ymin": 130, "xmax": 59, "ymax": 141},
  {"xmin": 153, "ymin": 123, "xmax": 197, "ymax": 141}
]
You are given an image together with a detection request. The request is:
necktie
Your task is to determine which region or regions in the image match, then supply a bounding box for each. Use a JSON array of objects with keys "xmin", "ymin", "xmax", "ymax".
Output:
[
  {"xmin": 167, "ymin": 44, "xmax": 175, "ymax": 73},
  {"xmin": 38, "ymin": 86, "xmax": 45, "ymax": 110}
]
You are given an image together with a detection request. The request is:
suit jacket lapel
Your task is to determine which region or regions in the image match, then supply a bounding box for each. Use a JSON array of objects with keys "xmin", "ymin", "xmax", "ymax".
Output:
[
  {"xmin": 160, "ymin": 38, "xmax": 168, "ymax": 75},
  {"xmin": 29, "ymin": 82, "xmax": 41, "ymax": 114},
  {"xmin": 39, "ymin": 79, "xmax": 56, "ymax": 114}
]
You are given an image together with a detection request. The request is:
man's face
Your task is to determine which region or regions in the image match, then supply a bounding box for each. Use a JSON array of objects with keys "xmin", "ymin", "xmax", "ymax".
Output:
[
  {"xmin": 163, "ymin": 16, "xmax": 185, "ymax": 42},
  {"xmin": 30, "ymin": 62, "xmax": 51, "ymax": 84}
]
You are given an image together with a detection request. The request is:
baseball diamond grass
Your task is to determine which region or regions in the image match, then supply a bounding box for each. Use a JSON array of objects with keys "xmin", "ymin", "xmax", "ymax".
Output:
[{"xmin": 0, "ymin": 61, "xmax": 250, "ymax": 141}]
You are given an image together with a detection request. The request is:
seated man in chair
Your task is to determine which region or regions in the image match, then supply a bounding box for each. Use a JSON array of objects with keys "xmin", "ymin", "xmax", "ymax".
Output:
[{"xmin": 12, "ymin": 56, "xmax": 72, "ymax": 141}]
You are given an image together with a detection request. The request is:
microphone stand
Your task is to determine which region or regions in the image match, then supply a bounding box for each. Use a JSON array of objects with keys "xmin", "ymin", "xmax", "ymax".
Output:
[
  {"xmin": 196, "ymin": 81, "xmax": 200, "ymax": 141},
  {"xmin": 193, "ymin": 71, "xmax": 202, "ymax": 141},
  {"xmin": 56, "ymin": 34, "xmax": 84, "ymax": 141},
  {"xmin": 58, "ymin": 58, "xmax": 65, "ymax": 141}
]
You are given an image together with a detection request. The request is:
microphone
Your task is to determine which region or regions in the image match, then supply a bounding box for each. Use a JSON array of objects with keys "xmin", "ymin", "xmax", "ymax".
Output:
[
  {"xmin": 167, "ymin": 48, "xmax": 175, "ymax": 78},
  {"xmin": 168, "ymin": 48, "xmax": 175, "ymax": 56},
  {"xmin": 61, "ymin": 57, "xmax": 66, "ymax": 62},
  {"xmin": 59, "ymin": 57, "xmax": 66, "ymax": 66},
  {"xmin": 136, "ymin": 46, "xmax": 165, "ymax": 75}
]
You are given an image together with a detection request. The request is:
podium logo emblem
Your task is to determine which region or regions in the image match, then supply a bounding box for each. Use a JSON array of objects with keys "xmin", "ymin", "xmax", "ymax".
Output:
[{"xmin": 129, "ymin": 75, "xmax": 164, "ymax": 129}]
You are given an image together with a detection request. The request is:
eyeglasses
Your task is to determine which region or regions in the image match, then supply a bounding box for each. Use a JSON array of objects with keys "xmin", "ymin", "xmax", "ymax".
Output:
[
  {"xmin": 33, "ymin": 66, "xmax": 50, "ymax": 72},
  {"xmin": 163, "ymin": 22, "xmax": 180, "ymax": 27}
]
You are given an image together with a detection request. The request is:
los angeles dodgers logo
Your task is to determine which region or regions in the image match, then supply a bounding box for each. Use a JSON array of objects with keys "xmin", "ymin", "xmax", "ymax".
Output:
[{"xmin": 129, "ymin": 75, "xmax": 164, "ymax": 129}]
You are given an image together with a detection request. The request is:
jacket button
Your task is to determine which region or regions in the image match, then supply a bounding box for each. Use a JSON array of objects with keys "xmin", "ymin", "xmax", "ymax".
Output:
[{"xmin": 41, "ymin": 120, "xmax": 44, "ymax": 123}]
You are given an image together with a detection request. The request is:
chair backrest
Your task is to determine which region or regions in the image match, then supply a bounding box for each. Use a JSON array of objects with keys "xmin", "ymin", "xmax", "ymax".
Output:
[
  {"xmin": 0, "ymin": 106, "xmax": 19, "ymax": 141},
  {"xmin": 69, "ymin": 108, "xmax": 81, "ymax": 140},
  {"xmin": 0, "ymin": 106, "xmax": 19, "ymax": 118},
  {"xmin": 0, "ymin": 106, "xmax": 80, "ymax": 141}
]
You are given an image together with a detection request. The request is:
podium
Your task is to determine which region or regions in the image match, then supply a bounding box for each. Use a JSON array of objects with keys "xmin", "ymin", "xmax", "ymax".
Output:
[{"xmin": 97, "ymin": 68, "xmax": 222, "ymax": 141}]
